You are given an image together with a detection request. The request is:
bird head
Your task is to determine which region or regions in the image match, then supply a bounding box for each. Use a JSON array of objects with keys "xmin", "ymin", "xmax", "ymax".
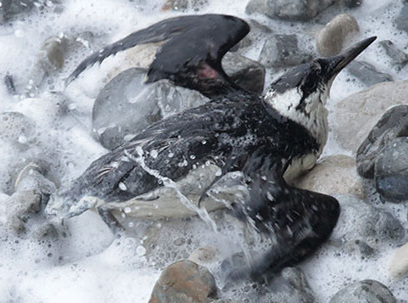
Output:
[{"xmin": 264, "ymin": 36, "xmax": 377, "ymax": 145}]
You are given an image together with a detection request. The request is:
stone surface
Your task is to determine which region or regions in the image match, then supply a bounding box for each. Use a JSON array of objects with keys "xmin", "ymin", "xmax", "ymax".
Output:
[
  {"xmin": 259, "ymin": 34, "xmax": 312, "ymax": 68},
  {"xmin": 161, "ymin": 0, "xmax": 208, "ymax": 11},
  {"xmin": 379, "ymin": 40, "xmax": 408, "ymax": 69},
  {"xmin": 346, "ymin": 60, "xmax": 393, "ymax": 87},
  {"xmin": 149, "ymin": 260, "xmax": 218, "ymax": 303},
  {"xmin": 316, "ymin": 14, "xmax": 360, "ymax": 57},
  {"xmin": 189, "ymin": 247, "xmax": 219, "ymax": 266},
  {"xmin": 246, "ymin": 0, "xmax": 335, "ymax": 21},
  {"xmin": 357, "ymin": 105, "xmax": 408, "ymax": 179},
  {"xmin": 223, "ymin": 52, "xmax": 265, "ymax": 94},
  {"xmin": 338, "ymin": 0, "xmax": 362, "ymax": 8},
  {"xmin": 232, "ymin": 19, "xmax": 273, "ymax": 52},
  {"xmin": 0, "ymin": 0, "xmax": 63, "ymax": 23},
  {"xmin": 329, "ymin": 280, "xmax": 396, "ymax": 303},
  {"xmin": 92, "ymin": 68, "xmax": 162, "ymax": 150},
  {"xmin": 375, "ymin": 137, "xmax": 408, "ymax": 202},
  {"xmin": 27, "ymin": 33, "xmax": 99, "ymax": 95},
  {"xmin": 13, "ymin": 162, "xmax": 57, "ymax": 197},
  {"xmin": 4, "ymin": 74, "xmax": 16, "ymax": 95},
  {"xmin": 0, "ymin": 0, "xmax": 35, "ymax": 23},
  {"xmin": 281, "ymin": 267, "xmax": 315, "ymax": 303},
  {"xmin": 92, "ymin": 68, "xmax": 208, "ymax": 149},
  {"xmin": 331, "ymin": 195, "xmax": 405, "ymax": 255},
  {"xmin": 333, "ymin": 80, "xmax": 408, "ymax": 153},
  {"xmin": 294, "ymin": 155, "xmax": 364, "ymax": 199},
  {"xmin": 395, "ymin": 4, "xmax": 408, "ymax": 33},
  {"xmin": 389, "ymin": 242, "xmax": 408, "ymax": 278},
  {"xmin": 0, "ymin": 190, "xmax": 42, "ymax": 234}
]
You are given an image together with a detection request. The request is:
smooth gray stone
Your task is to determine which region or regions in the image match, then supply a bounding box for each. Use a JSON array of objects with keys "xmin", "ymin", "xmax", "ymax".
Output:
[
  {"xmin": 259, "ymin": 34, "xmax": 312, "ymax": 68},
  {"xmin": 395, "ymin": 4, "xmax": 408, "ymax": 33},
  {"xmin": 330, "ymin": 280, "xmax": 396, "ymax": 303},
  {"xmin": 246, "ymin": 0, "xmax": 335, "ymax": 21},
  {"xmin": 0, "ymin": 0, "xmax": 63, "ymax": 23},
  {"xmin": 223, "ymin": 52, "xmax": 265, "ymax": 94},
  {"xmin": 346, "ymin": 60, "xmax": 393, "ymax": 87},
  {"xmin": 379, "ymin": 40, "xmax": 408, "ymax": 69},
  {"xmin": 316, "ymin": 13, "xmax": 359, "ymax": 57},
  {"xmin": 281, "ymin": 267, "xmax": 315, "ymax": 303},
  {"xmin": 375, "ymin": 137, "xmax": 408, "ymax": 202},
  {"xmin": 92, "ymin": 68, "xmax": 162, "ymax": 150},
  {"xmin": 331, "ymin": 195, "xmax": 405, "ymax": 253},
  {"xmin": 339, "ymin": 0, "xmax": 362, "ymax": 8},
  {"xmin": 356, "ymin": 105, "xmax": 408, "ymax": 178},
  {"xmin": 161, "ymin": 0, "xmax": 209, "ymax": 11}
]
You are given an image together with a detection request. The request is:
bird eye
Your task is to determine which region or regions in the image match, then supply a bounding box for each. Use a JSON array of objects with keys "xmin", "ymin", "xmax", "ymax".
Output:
[{"xmin": 299, "ymin": 63, "xmax": 322, "ymax": 98}]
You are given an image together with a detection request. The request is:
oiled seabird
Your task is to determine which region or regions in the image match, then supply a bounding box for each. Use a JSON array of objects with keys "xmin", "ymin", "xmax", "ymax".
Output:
[{"xmin": 48, "ymin": 14, "xmax": 376, "ymax": 279}]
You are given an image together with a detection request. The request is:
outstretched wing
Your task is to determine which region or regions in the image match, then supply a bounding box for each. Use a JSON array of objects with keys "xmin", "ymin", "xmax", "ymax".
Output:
[
  {"xmin": 65, "ymin": 14, "xmax": 250, "ymax": 87},
  {"xmin": 229, "ymin": 147, "xmax": 340, "ymax": 280}
]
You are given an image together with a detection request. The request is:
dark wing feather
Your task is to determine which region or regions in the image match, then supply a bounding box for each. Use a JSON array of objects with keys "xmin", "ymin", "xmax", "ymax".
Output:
[
  {"xmin": 229, "ymin": 147, "xmax": 340, "ymax": 280},
  {"xmin": 65, "ymin": 14, "xmax": 249, "ymax": 86}
]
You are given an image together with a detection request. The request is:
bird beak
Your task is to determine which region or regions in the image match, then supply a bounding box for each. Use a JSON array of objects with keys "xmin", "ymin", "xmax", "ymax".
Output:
[{"xmin": 323, "ymin": 36, "xmax": 377, "ymax": 81}]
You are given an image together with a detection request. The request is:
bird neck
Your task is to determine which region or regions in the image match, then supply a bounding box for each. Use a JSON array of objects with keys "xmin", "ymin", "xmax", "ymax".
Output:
[{"xmin": 264, "ymin": 88, "xmax": 329, "ymax": 149}]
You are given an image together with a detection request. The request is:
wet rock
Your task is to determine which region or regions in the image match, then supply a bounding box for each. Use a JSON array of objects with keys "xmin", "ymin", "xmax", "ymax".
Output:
[
  {"xmin": 232, "ymin": 19, "xmax": 273, "ymax": 51},
  {"xmin": 223, "ymin": 53, "xmax": 265, "ymax": 94},
  {"xmin": 258, "ymin": 34, "xmax": 312, "ymax": 68},
  {"xmin": 353, "ymin": 239, "xmax": 374, "ymax": 256},
  {"xmin": 161, "ymin": 0, "xmax": 208, "ymax": 11},
  {"xmin": 346, "ymin": 61, "xmax": 393, "ymax": 87},
  {"xmin": 0, "ymin": 190, "xmax": 42, "ymax": 234},
  {"xmin": 189, "ymin": 246, "xmax": 219, "ymax": 266},
  {"xmin": 281, "ymin": 267, "xmax": 315, "ymax": 303},
  {"xmin": 389, "ymin": 242, "xmax": 408, "ymax": 278},
  {"xmin": 294, "ymin": 155, "xmax": 364, "ymax": 199},
  {"xmin": 13, "ymin": 162, "xmax": 57, "ymax": 198},
  {"xmin": 27, "ymin": 33, "xmax": 95, "ymax": 94},
  {"xmin": 329, "ymin": 280, "xmax": 396, "ymax": 303},
  {"xmin": 379, "ymin": 40, "xmax": 408, "ymax": 69},
  {"xmin": 0, "ymin": 0, "xmax": 63, "ymax": 24},
  {"xmin": 0, "ymin": 112, "xmax": 36, "ymax": 149},
  {"xmin": 338, "ymin": 0, "xmax": 362, "ymax": 8},
  {"xmin": 92, "ymin": 68, "xmax": 160, "ymax": 149},
  {"xmin": 395, "ymin": 4, "xmax": 408, "ymax": 33},
  {"xmin": 331, "ymin": 196, "xmax": 405, "ymax": 254},
  {"xmin": 92, "ymin": 68, "xmax": 207, "ymax": 149},
  {"xmin": 333, "ymin": 80, "xmax": 408, "ymax": 153},
  {"xmin": 149, "ymin": 260, "xmax": 217, "ymax": 303},
  {"xmin": 15, "ymin": 93, "xmax": 68, "ymax": 126},
  {"xmin": 375, "ymin": 137, "xmax": 408, "ymax": 202},
  {"xmin": 356, "ymin": 105, "xmax": 408, "ymax": 178},
  {"xmin": 0, "ymin": 0, "xmax": 35, "ymax": 23},
  {"xmin": 4, "ymin": 74, "xmax": 16, "ymax": 95},
  {"xmin": 246, "ymin": 0, "xmax": 335, "ymax": 21},
  {"xmin": 316, "ymin": 14, "xmax": 359, "ymax": 57}
]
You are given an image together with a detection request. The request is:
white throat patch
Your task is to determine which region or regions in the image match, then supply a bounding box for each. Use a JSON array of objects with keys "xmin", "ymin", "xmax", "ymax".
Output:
[{"xmin": 264, "ymin": 87, "xmax": 329, "ymax": 149}]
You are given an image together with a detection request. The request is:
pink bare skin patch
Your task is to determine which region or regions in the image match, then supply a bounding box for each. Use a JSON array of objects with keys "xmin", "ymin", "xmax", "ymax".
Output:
[{"xmin": 197, "ymin": 63, "xmax": 219, "ymax": 79}]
